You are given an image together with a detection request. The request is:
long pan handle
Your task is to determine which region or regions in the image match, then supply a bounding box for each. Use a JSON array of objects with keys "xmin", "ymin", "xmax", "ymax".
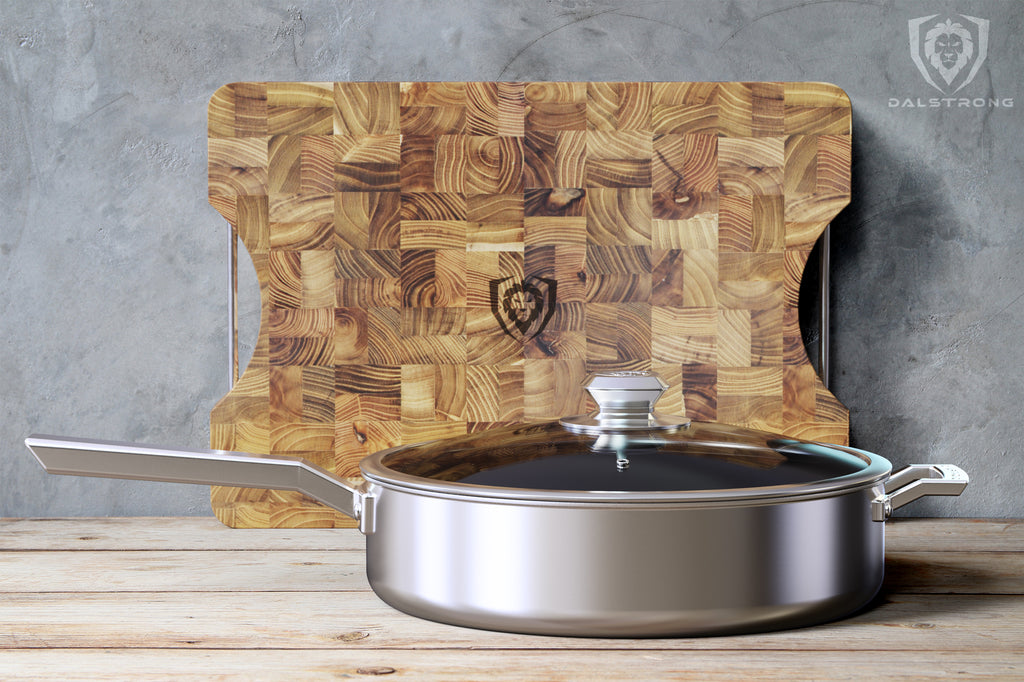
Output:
[{"xmin": 25, "ymin": 434, "xmax": 364, "ymax": 520}]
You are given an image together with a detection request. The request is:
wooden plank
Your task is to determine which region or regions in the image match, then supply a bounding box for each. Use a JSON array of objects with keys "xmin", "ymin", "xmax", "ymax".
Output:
[
  {"xmin": 0, "ymin": 592, "xmax": 1021, "ymax": 651},
  {"xmin": 1, "ymin": 548, "xmax": 1021, "ymax": 596},
  {"xmin": 0, "ymin": 518, "xmax": 365, "ymax": 551},
  {"xmin": 885, "ymin": 517, "xmax": 1024, "ymax": 552},
  {"xmin": 0, "ymin": 551, "xmax": 371, "ymax": 593},
  {"xmin": 885, "ymin": 551, "xmax": 1024, "ymax": 594},
  {"xmin": 3, "ymin": 518, "xmax": 1023, "ymax": 552},
  {"xmin": 0, "ymin": 649, "xmax": 1021, "ymax": 682}
]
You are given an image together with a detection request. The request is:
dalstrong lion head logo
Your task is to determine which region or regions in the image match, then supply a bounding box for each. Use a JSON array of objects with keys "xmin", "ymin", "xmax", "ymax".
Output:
[
  {"xmin": 909, "ymin": 14, "xmax": 989, "ymax": 94},
  {"xmin": 489, "ymin": 276, "xmax": 557, "ymax": 342}
]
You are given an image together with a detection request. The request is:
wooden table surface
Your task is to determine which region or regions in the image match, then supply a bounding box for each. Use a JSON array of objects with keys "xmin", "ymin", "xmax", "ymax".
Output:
[{"xmin": 0, "ymin": 517, "xmax": 1021, "ymax": 680}]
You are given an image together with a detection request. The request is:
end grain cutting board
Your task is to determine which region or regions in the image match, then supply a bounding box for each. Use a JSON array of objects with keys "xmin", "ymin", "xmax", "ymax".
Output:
[{"xmin": 207, "ymin": 81, "xmax": 852, "ymax": 528}]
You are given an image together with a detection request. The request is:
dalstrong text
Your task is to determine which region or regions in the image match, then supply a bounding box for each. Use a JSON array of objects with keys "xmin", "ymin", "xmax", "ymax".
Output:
[{"xmin": 888, "ymin": 97, "xmax": 1014, "ymax": 108}]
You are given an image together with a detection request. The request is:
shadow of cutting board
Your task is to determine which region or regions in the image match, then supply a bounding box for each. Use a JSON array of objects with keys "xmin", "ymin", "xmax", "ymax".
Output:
[{"xmin": 207, "ymin": 81, "xmax": 851, "ymax": 528}]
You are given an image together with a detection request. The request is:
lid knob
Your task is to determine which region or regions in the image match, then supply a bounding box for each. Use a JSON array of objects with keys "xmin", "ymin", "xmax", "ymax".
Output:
[{"xmin": 560, "ymin": 371, "xmax": 690, "ymax": 434}]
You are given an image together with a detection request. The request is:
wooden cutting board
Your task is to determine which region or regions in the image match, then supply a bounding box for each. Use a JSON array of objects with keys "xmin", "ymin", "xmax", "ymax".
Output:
[{"xmin": 207, "ymin": 81, "xmax": 852, "ymax": 528}]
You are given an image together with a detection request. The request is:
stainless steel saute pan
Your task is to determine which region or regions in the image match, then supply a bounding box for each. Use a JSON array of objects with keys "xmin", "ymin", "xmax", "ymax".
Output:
[{"xmin": 26, "ymin": 372, "xmax": 967, "ymax": 637}]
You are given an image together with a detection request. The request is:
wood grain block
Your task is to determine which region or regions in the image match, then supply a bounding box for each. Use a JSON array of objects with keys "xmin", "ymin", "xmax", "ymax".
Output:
[{"xmin": 208, "ymin": 81, "xmax": 852, "ymax": 528}]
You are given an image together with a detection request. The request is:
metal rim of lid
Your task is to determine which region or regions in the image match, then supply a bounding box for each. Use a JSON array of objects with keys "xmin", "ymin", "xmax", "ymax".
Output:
[
  {"xmin": 360, "ymin": 372, "xmax": 888, "ymax": 507},
  {"xmin": 360, "ymin": 439, "xmax": 893, "ymax": 507}
]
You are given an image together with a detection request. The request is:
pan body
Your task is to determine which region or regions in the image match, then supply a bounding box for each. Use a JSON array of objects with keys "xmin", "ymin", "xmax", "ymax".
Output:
[{"xmin": 364, "ymin": 483, "xmax": 886, "ymax": 637}]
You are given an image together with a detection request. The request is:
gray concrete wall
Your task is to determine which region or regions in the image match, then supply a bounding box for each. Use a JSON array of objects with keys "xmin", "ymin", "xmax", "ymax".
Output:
[{"xmin": 1, "ymin": 0, "xmax": 1020, "ymax": 517}]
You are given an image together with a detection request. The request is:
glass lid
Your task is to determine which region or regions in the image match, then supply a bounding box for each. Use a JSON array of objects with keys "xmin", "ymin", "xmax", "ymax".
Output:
[{"xmin": 364, "ymin": 372, "xmax": 888, "ymax": 501}]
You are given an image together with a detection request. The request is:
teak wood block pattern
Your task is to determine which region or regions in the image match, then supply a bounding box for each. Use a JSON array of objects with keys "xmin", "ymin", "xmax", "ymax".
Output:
[{"xmin": 208, "ymin": 81, "xmax": 852, "ymax": 528}]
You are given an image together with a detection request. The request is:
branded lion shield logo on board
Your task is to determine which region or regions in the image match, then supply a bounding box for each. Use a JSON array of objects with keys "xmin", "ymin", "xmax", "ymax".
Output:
[
  {"xmin": 908, "ymin": 14, "xmax": 989, "ymax": 94},
  {"xmin": 489, "ymin": 276, "xmax": 557, "ymax": 342}
]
